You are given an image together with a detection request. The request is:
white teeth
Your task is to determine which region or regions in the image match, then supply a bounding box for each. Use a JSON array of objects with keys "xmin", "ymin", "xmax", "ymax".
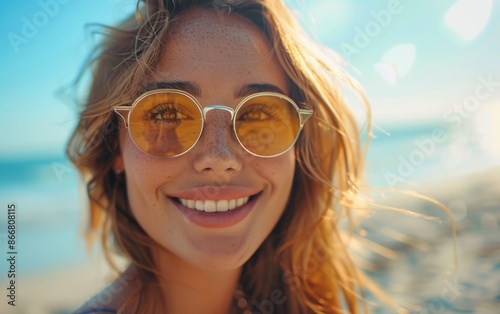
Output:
[
  {"xmin": 236, "ymin": 198, "xmax": 244, "ymax": 207},
  {"xmin": 178, "ymin": 197, "xmax": 250, "ymax": 212},
  {"xmin": 205, "ymin": 200, "xmax": 216, "ymax": 213},
  {"xmin": 229, "ymin": 199, "xmax": 236, "ymax": 210},
  {"xmin": 217, "ymin": 200, "xmax": 229, "ymax": 212},
  {"xmin": 195, "ymin": 200, "xmax": 204, "ymax": 211}
]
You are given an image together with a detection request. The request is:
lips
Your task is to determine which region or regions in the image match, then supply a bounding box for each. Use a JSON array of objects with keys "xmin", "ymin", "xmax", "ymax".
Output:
[{"xmin": 168, "ymin": 186, "xmax": 261, "ymax": 228}]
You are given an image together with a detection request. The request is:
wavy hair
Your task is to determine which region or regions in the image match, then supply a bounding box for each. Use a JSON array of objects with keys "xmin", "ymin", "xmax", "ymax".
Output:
[{"xmin": 67, "ymin": 0, "xmax": 390, "ymax": 312}]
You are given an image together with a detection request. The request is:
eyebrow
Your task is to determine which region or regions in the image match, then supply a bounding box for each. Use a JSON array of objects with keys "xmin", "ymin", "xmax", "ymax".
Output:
[
  {"xmin": 234, "ymin": 83, "xmax": 285, "ymax": 98},
  {"xmin": 144, "ymin": 81, "xmax": 285, "ymax": 98},
  {"xmin": 144, "ymin": 80, "xmax": 202, "ymax": 96}
]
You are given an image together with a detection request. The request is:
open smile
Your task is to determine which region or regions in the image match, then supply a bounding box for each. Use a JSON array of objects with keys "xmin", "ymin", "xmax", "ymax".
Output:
[
  {"xmin": 177, "ymin": 196, "xmax": 251, "ymax": 212},
  {"xmin": 168, "ymin": 192, "xmax": 261, "ymax": 228}
]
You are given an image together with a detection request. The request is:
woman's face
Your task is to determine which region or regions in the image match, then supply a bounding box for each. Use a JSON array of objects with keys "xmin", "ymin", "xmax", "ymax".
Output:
[{"xmin": 116, "ymin": 8, "xmax": 295, "ymax": 271}]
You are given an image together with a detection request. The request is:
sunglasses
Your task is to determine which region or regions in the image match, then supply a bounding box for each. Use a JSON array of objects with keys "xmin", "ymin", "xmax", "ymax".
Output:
[{"xmin": 114, "ymin": 89, "xmax": 313, "ymax": 158}]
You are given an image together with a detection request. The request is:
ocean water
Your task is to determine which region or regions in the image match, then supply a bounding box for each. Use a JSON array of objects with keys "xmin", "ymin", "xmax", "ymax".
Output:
[
  {"xmin": 0, "ymin": 155, "xmax": 88, "ymax": 276},
  {"xmin": 365, "ymin": 121, "xmax": 500, "ymax": 187},
  {"xmin": 0, "ymin": 122, "xmax": 498, "ymax": 312}
]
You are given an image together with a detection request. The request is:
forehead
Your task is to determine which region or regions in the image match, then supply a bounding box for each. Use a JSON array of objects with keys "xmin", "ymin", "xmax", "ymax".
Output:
[
  {"xmin": 171, "ymin": 8, "xmax": 262, "ymax": 41},
  {"xmin": 153, "ymin": 8, "xmax": 287, "ymax": 93}
]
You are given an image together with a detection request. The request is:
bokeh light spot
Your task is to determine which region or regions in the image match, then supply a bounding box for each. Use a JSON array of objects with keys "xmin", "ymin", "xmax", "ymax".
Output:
[
  {"xmin": 444, "ymin": 0, "xmax": 493, "ymax": 41},
  {"xmin": 374, "ymin": 44, "xmax": 416, "ymax": 85}
]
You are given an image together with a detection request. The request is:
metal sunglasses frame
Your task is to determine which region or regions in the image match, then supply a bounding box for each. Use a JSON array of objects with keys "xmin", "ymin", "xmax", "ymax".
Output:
[{"xmin": 113, "ymin": 88, "xmax": 314, "ymax": 158}]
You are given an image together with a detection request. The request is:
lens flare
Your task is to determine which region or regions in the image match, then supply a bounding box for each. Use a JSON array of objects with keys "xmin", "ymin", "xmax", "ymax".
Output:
[
  {"xmin": 374, "ymin": 44, "xmax": 416, "ymax": 85},
  {"xmin": 444, "ymin": 0, "xmax": 493, "ymax": 41}
]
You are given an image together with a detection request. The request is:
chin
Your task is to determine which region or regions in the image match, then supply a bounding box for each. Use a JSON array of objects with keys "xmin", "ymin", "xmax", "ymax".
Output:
[{"xmin": 182, "ymin": 236, "xmax": 258, "ymax": 272}]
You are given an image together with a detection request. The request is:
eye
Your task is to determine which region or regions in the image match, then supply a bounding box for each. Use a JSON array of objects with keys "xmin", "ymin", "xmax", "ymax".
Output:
[
  {"xmin": 152, "ymin": 108, "xmax": 187, "ymax": 121},
  {"xmin": 146, "ymin": 102, "xmax": 191, "ymax": 126},
  {"xmin": 240, "ymin": 110, "xmax": 269, "ymax": 121},
  {"xmin": 238, "ymin": 104, "xmax": 277, "ymax": 121}
]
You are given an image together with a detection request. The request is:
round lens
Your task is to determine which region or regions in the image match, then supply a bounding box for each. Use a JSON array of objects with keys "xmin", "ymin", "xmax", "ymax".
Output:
[
  {"xmin": 235, "ymin": 95, "xmax": 300, "ymax": 157},
  {"xmin": 128, "ymin": 91, "xmax": 203, "ymax": 157}
]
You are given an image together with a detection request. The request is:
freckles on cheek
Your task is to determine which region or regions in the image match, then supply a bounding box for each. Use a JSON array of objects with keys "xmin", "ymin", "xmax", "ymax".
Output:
[
  {"xmin": 122, "ymin": 144, "xmax": 177, "ymax": 212},
  {"xmin": 255, "ymin": 156, "xmax": 296, "ymax": 183},
  {"xmin": 122, "ymin": 149, "xmax": 159, "ymax": 200},
  {"xmin": 125, "ymin": 154, "xmax": 149, "ymax": 180},
  {"xmin": 122, "ymin": 137, "xmax": 156, "ymax": 176}
]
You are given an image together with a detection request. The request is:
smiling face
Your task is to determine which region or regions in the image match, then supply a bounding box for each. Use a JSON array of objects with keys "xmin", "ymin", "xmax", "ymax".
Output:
[{"xmin": 115, "ymin": 8, "xmax": 295, "ymax": 272}]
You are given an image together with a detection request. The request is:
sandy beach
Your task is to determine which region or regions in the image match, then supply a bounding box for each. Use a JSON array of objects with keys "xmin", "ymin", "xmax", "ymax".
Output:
[
  {"xmin": 356, "ymin": 166, "xmax": 500, "ymax": 312},
  {"xmin": 1, "ymin": 167, "xmax": 498, "ymax": 314},
  {"xmin": 0, "ymin": 256, "xmax": 118, "ymax": 314}
]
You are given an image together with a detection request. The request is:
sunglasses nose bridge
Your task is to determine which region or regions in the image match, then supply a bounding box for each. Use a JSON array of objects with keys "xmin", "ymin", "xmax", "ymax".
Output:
[
  {"xmin": 202, "ymin": 105, "xmax": 236, "ymax": 120},
  {"xmin": 199, "ymin": 104, "xmax": 241, "ymax": 148}
]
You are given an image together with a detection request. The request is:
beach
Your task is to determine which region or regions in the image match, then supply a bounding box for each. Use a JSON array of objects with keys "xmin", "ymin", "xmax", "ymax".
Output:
[
  {"xmin": 0, "ymin": 166, "xmax": 497, "ymax": 314},
  {"xmin": 359, "ymin": 167, "xmax": 500, "ymax": 313},
  {"xmin": 0, "ymin": 255, "xmax": 120, "ymax": 314}
]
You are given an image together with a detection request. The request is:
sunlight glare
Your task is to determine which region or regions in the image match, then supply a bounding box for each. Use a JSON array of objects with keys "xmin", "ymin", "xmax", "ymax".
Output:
[
  {"xmin": 444, "ymin": 0, "xmax": 493, "ymax": 41},
  {"xmin": 374, "ymin": 63, "xmax": 398, "ymax": 85},
  {"xmin": 472, "ymin": 107, "xmax": 500, "ymax": 157},
  {"xmin": 374, "ymin": 44, "xmax": 416, "ymax": 85}
]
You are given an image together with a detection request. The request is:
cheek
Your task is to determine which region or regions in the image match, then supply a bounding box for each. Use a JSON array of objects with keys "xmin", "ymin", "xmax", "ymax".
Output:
[
  {"xmin": 120, "ymin": 136, "xmax": 171, "ymax": 211},
  {"xmin": 121, "ymin": 133, "xmax": 175, "ymax": 182},
  {"xmin": 252, "ymin": 150, "xmax": 296, "ymax": 216},
  {"xmin": 259, "ymin": 150, "xmax": 296, "ymax": 183},
  {"xmin": 120, "ymin": 141, "xmax": 177, "ymax": 241},
  {"xmin": 272, "ymin": 152, "xmax": 296, "ymax": 209},
  {"xmin": 251, "ymin": 152, "xmax": 295, "ymax": 240},
  {"xmin": 122, "ymin": 139, "xmax": 156, "ymax": 185}
]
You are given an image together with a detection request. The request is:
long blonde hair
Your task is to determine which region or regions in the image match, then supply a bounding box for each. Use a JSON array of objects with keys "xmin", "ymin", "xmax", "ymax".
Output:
[{"xmin": 67, "ymin": 0, "xmax": 381, "ymax": 312}]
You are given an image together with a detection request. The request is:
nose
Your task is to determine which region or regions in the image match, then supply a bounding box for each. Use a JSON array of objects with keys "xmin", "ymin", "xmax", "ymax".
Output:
[{"xmin": 192, "ymin": 109, "xmax": 243, "ymax": 175}]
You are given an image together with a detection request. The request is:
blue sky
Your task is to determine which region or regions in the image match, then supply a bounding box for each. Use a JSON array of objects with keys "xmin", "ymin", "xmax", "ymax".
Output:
[
  {"xmin": 1, "ymin": 0, "xmax": 499, "ymax": 160},
  {"xmin": 0, "ymin": 0, "xmax": 135, "ymax": 159}
]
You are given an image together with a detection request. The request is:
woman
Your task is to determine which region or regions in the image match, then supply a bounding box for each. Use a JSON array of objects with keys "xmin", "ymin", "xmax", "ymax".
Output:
[{"xmin": 69, "ymin": 0, "xmax": 387, "ymax": 313}]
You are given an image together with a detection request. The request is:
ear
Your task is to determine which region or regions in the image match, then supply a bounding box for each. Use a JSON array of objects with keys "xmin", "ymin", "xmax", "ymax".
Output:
[{"xmin": 113, "ymin": 155, "xmax": 124, "ymax": 175}]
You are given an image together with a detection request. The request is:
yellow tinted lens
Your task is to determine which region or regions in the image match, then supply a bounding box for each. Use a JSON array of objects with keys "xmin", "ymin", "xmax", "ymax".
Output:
[
  {"xmin": 129, "ymin": 92, "xmax": 202, "ymax": 157},
  {"xmin": 235, "ymin": 95, "xmax": 300, "ymax": 156}
]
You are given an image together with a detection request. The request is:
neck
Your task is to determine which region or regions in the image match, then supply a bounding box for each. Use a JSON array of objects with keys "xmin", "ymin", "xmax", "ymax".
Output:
[{"xmin": 154, "ymin": 249, "xmax": 242, "ymax": 314}]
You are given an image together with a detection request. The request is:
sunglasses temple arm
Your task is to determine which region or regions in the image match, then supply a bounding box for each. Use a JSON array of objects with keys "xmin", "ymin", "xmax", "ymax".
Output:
[{"xmin": 113, "ymin": 106, "xmax": 131, "ymax": 128}]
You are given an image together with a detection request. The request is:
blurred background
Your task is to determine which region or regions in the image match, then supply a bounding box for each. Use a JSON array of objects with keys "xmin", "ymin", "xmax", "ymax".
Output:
[{"xmin": 0, "ymin": 0, "xmax": 498, "ymax": 313}]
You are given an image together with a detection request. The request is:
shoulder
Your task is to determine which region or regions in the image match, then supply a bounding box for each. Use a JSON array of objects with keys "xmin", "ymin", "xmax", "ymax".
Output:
[
  {"xmin": 74, "ymin": 307, "xmax": 117, "ymax": 314},
  {"xmin": 74, "ymin": 265, "xmax": 141, "ymax": 314},
  {"xmin": 74, "ymin": 288, "xmax": 120, "ymax": 314}
]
